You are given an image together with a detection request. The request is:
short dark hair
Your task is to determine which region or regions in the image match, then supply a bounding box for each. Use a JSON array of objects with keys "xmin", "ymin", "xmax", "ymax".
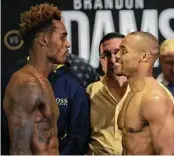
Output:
[{"xmin": 99, "ymin": 32, "xmax": 125, "ymax": 53}]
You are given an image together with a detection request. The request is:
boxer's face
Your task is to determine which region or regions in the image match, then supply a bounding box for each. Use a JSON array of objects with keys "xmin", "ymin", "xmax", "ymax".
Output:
[
  {"xmin": 116, "ymin": 35, "xmax": 142, "ymax": 77},
  {"xmin": 100, "ymin": 38, "xmax": 123, "ymax": 78},
  {"xmin": 160, "ymin": 54, "xmax": 174, "ymax": 83},
  {"xmin": 47, "ymin": 20, "xmax": 70, "ymax": 64}
]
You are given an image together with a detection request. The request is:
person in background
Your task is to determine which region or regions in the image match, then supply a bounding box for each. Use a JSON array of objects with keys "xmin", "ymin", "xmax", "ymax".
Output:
[
  {"xmin": 86, "ymin": 32, "xmax": 130, "ymax": 155},
  {"xmin": 157, "ymin": 39, "xmax": 174, "ymax": 96},
  {"xmin": 67, "ymin": 53, "xmax": 100, "ymax": 88}
]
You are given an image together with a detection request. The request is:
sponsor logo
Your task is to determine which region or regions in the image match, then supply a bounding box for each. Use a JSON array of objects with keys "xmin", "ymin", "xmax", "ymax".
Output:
[
  {"xmin": 4, "ymin": 30, "xmax": 24, "ymax": 50},
  {"xmin": 56, "ymin": 98, "xmax": 68, "ymax": 106}
]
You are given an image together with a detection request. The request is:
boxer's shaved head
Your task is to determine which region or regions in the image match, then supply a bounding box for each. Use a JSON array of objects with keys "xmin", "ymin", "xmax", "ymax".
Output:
[
  {"xmin": 116, "ymin": 31, "xmax": 160, "ymax": 77},
  {"xmin": 128, "ymin": 31, "xmax": 159, "ymax": 55}
]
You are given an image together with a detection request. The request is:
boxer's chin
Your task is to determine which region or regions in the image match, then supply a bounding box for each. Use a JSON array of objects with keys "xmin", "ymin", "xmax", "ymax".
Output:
[
  {"xmin": 114, "ymin": 63, "xmax": 123, "ymax": 76},
  {"xmin": 114, "ymin": 69, "xmax": 123, "ymax": 76},
  {"xmin": 116, "ymin": 76, "xmax": 128, "ymax": 87}
]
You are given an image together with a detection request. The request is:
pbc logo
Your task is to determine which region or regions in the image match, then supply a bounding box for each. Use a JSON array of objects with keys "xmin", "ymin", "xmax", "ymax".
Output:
[
  {"xmin": 4, "ymin": 30, "xmax": 24, "ymax": 50},
  {"xmin": 56, "ymin": 98, "xmax": 68, "ymax": 106}
]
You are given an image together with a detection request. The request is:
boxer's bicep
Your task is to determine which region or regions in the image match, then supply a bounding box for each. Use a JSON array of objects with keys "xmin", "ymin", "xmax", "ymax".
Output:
[
  {"xmin": 5, "ymin": 80, "xmax": 44, "ymax": 155},
  {"xmin": 8, "ymin": 116, "xmax": 34, "ymax": 155},
  {"xmin": 142, "ymin": 94, "xmax": 174, "ymax": 154}
]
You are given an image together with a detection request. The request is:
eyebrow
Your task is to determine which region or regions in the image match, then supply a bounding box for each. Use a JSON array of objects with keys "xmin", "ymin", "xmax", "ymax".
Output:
[
  {"xmin": 113, "ymin": 48, "xmax": 120, "ymax": 51},
  {"xmin": 119, "ymin": 45, "xmax": 125, "ymax": 49},
  {"xmin": 120, "ymin": 45, "xmax": 129, "ymax": 53},
  {"xmin": 120, "ymin": 45, "xmax": 128, "ymax": 51}
]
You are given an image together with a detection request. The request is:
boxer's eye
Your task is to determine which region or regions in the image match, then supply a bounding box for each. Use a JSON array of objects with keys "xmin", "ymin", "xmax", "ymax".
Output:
[
  {"xmin": 60, "ymin": 36, "xmax": 66, "ymax": 41},
  {"xmin": 121, "ymin": 48, "xmax": 127, "ymax": 55}
]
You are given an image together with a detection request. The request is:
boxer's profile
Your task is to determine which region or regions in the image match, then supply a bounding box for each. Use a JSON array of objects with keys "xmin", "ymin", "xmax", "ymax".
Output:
[
  {"xmin": 115, "ymin": 31, "xmax": 174, "ymax": 154},
  {"xmin": 3, "ymin": 3, "xmax": 70, "ymax": 155}
]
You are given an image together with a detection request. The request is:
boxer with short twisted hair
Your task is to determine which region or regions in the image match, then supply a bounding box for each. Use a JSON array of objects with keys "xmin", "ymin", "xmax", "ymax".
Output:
[{"xmin": 3, "ymin": 3, "xmax": 70, "ymax": 155}]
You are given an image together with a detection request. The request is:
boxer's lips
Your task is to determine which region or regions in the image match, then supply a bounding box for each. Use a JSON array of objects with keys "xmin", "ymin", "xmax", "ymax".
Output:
[
  {"xmin": 65, "ymin": 51, "xmax": 69, "ymax": 56},
  {"xmin": 114, "ymin": 63, "xmax": 121, "ymax": 69}
]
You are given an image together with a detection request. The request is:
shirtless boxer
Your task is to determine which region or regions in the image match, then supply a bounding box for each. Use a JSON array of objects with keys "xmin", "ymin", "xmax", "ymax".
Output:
[
  {"xmin": 3, "ymin": 3, "xmax": 70, "ymax": 155},
  {"xmin": 115, "ymin": 31, "xmax": 174, "ymax": 155}
]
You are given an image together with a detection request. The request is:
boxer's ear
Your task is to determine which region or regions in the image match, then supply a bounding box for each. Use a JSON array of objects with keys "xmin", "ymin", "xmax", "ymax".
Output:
[
  {"xmin": 37, "ymin": 33, "xmax": 49, "ymax": 46},
  {"xmin": 141, "ymin": 50, "xmax": 150, "ymax": 62}
]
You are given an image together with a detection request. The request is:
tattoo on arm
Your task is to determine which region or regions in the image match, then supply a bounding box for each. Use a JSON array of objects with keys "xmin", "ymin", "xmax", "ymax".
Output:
[
  {"xmin": 10, "ymin": 120, "xmax": 34, "ymax": 155},
  {"xmin": 37, "ymin": 117, "xmax": 52, "ymax": 145},
  {"xmin": 5, "ymin": 78, "xmax": 44, "ymax": 155}
]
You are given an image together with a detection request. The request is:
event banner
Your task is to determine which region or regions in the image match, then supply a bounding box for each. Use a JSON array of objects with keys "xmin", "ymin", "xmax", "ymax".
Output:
[{"xmin": 2, "ymin": 0, "xmax": 174, "ymax": 75}]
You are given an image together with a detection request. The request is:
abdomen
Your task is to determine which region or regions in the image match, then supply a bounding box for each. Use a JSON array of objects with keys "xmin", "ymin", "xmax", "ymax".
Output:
[
  {"xmin": 122, "ymin": 127, "xmax": 156, "ymax": 155},
  {"xmin": 31, "ymin": 133, "xmax": 59, "ymax": 155}
]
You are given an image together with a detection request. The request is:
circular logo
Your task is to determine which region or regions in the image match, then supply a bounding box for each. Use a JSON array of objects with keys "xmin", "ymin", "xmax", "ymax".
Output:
[{"xmin": 4, "ymin": 30, "xmax": 24, "ymax": 50}]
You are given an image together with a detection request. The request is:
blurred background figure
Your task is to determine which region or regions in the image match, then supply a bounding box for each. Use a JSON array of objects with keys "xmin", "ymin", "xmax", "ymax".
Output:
[
  {"xmin": 67, "ymin": 53, "xmax": 100, "ymax": 87},
  {"xmin": 87, "ymin": 32, "xmax": 129, "ymax": 155},
  {"xmin": 157, "ymin": 39, "xmax": 174, "ymax": 96}
]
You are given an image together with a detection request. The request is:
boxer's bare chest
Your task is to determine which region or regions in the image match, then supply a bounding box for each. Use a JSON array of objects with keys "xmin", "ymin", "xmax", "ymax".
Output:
[
  {"xmin": 124, "ymin": 92, "xmax": 144, "ymax": 132},
  {"xmin": 36, "ymin": 73, "xmax": 58, "ymax": 119},
  {"xmin": 31, "ymin": 72, "xmax": 59, "ymax": 153},
  {"xmin": 118, "ymin": 91, "xmax": 144, "ymax": 132}
]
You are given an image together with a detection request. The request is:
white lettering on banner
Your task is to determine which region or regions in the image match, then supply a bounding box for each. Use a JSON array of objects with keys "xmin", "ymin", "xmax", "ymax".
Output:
[
  {"xmin": 159, "ymin": 9, "xmax": 174, "ymax": 39},
  {"xmin": 94, "ymin": 0, "xmax": 103, "ymax": 9},
  {"xmin": 125, "ymin": 0, "xmax": 134, "ymax": 9},
  {"xmin": 90, "ymin": 11, "xmax": 115, "ymax": 67},
  {"xmin": 119, "ymin": 10, "xmax": 137, "ymax": 35},
  {"xmin": 73, "ymin": 0, "xmax": 144, "ymax": 10},
  {"xmin": 84, "ymin": 0, "xmax": 92, "ymax": 9},
  {"xmin": 115, "ymin": 0, "xmax": 124, "ymax": 9},
  {"xmin": 62, "ymin": 9, "xmax": 174, "ymax": 68},
  {"xmin": 119, "ymin": 10, "xmax": 159, "ymax": 38},
  {"xmin": 105, "ymin": 0, "xmax": 114, "ymax": 9},
  {"xmin": 135, "ymin": 0, "xmax": 144, "ymax": 9},
  {"xmin": 62, "ymin": 11, "xmax": 90, "ymax": 60},
  {"xmin": 141, "ymin": 10, "xmax": 158, "ymax": 37},
  {"xmin": 74, "ymin": 0, "xmax": 82, "ymax": 10}
]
